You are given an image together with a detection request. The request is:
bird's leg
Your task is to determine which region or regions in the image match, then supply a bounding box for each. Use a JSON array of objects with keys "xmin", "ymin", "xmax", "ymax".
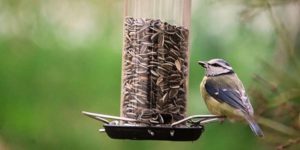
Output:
[{"xmin": 218, "ymin": 116, "xmax": 226, "ymax": 124}]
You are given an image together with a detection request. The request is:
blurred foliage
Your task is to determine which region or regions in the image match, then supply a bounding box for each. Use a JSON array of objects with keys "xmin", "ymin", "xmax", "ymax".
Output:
[
  {"xmin": 0, "ymin": 0, "xmax": 299, "ymax": 150},
  {"xmin": 247, "ymin": 1, "xmax": 300, "ymax": 149}
]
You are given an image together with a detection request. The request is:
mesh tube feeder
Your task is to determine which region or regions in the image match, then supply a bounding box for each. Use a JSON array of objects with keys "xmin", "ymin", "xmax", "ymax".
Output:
[{"xmin": 83, "ymin": 0, "xmax": 222, "ymax": 141}]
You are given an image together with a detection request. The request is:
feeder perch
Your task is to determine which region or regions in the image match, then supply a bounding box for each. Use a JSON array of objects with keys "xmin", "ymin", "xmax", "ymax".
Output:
[
  {"xmin": 82, "ymin": 111, "xmax": 223, "ymax": 141},
  {"xmin": 83, "ymin": 0, "xmax": 223, "ymax": 141}
]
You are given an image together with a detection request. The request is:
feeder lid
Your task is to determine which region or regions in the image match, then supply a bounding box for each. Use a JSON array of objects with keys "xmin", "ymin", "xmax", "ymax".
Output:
[{"xmin": 104, "ymin": 124, "xmax": 204, "ymax": 141}]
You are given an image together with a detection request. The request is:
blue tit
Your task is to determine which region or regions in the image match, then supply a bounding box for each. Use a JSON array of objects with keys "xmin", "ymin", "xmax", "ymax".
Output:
[{"xmin": 198, "ymin": 58, "xmax": 264, "ymax": 137}]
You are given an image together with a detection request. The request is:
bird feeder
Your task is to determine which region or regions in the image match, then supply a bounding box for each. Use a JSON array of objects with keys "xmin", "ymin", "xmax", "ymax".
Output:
[{"xmin": 83, "ymin": 0, "xmax": 222, "ymax": 141}]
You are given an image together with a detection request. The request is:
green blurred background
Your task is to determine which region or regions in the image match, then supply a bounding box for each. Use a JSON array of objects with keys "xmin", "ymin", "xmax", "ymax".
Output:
[{"xmin": 0, "ymin": 0, "xmax": 299, "ymax": 150}]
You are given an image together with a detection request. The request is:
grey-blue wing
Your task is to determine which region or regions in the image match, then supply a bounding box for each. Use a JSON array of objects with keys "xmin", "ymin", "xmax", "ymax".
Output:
[{"xmin": 204, "ymin": 74, "xmax": 249, "ymax": 112}]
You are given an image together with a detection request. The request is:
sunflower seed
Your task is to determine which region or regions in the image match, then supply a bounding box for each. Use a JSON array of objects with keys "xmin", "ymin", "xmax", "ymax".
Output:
[{"xmin": 175, "ymin": 60, "xmax": 181, "ymax": 72}]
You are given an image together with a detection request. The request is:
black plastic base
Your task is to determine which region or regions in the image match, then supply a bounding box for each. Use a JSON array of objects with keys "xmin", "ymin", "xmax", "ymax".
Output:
[{"xmin": 103, "ymin": 124, "xmax": 204, "ymax": 141}]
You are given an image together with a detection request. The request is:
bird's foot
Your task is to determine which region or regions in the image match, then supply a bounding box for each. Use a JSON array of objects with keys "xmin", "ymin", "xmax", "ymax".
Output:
[{"xmin": 218, "ymin": 116, "xmax": 226, "ymax": 124}]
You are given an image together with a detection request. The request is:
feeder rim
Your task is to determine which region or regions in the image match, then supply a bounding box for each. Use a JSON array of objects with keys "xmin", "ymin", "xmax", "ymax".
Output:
[
  {"xmin": 171, "ymin": 114, "xmax": 224, "ymax": 126},
  {"xmin": 82, "ymin": 111, "xmax": 224, "ymax": 126}
]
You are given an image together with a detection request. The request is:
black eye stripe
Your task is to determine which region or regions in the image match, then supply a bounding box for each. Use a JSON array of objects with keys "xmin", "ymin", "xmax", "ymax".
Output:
[{"xmin": 211, "ymin": 63, "xmax": 221, "ymax": 67}]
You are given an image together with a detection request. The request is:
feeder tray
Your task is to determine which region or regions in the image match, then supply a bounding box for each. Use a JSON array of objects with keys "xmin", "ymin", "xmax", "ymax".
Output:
[
  {"xmin": 104, "ymin": 125, "xmax": 202, "ymax": 141},
  {"xmin": 82, "ymin": 111, "xmax": 223, "ymax": 141}
]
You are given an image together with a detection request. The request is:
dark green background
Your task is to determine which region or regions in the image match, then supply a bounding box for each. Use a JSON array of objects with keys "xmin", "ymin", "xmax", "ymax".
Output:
[{"xmin": 0, "ymin": 0, "xmax": 275, "ymax": 149}]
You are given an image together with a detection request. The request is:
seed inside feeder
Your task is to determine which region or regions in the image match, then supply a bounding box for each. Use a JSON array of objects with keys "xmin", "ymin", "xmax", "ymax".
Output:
[{"xmin": 121, "ymin": 17, "xmax": 189, "ymax": 126}]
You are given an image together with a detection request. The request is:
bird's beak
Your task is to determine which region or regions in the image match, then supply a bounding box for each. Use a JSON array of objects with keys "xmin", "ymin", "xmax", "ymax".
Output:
[{"xmin": 198, "ymin": 61, "xmax": 207, "ymax": 68}]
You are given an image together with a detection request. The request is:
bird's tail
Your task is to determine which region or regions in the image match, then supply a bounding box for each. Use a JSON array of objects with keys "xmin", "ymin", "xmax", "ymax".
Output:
[{"xmin": 244, "ymin": 114, "xmax": 264, "ymax": 137}]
